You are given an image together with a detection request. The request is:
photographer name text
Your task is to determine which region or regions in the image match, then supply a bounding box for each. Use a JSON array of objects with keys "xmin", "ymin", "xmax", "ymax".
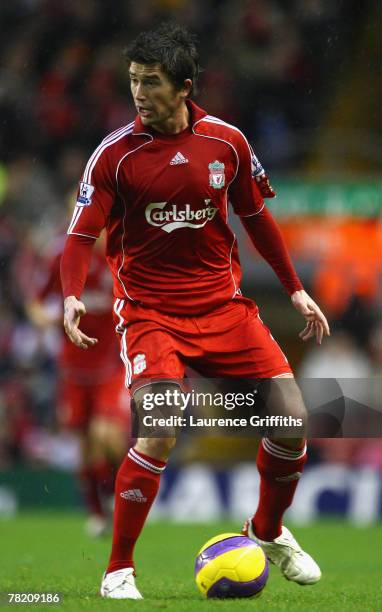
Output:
[{"xmin": 142, "ymin": 415, "xmax": 303, "ymax": 428}]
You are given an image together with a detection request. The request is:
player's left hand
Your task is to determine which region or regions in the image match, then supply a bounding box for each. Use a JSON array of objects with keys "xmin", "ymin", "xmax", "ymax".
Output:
[{"xmin": 291, "ymin": 289, "xmax": 330, "ymax": 345}]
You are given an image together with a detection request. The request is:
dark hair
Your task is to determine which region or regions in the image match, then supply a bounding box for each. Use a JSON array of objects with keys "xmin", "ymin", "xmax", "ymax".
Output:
[{"xmin": 124, "ymin": 22, "xmax": 200, "ymax": 95}]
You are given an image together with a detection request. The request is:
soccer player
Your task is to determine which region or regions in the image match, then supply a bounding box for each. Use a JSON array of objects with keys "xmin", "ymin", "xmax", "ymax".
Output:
[
  {"xmin": 60, "ymin": 23, "xmax": 330, "ymax": 598},
  {"xmin": 28, "ymin": 234, "xmax": 131, "ymax": 537}
]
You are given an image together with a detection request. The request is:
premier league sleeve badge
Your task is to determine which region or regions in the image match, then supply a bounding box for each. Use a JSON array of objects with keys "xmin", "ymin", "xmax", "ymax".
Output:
[{"xmin": 77, "ymin": 182, "xmax": 95, "ymax": 206}]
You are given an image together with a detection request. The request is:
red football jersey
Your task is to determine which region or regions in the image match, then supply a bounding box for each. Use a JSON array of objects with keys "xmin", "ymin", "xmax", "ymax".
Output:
[
  {"xmin": 67, "ymin": 101, "xmax": 268, "ymax": 315},
  {"xmin": 37, "ymin": 238, "xmax": 120, "ymax": 383}
]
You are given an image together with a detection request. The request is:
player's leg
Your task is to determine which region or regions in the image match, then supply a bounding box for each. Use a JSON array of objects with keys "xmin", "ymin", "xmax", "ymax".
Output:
[
  {"xmin": 245, "ymin": 374, "xmax": 320, "ymax": 584},
  {"xmin": 85, "ymin": 419, "xmax": 121, "ymax": 534},
  {"xmin": 58, "ymin": 380, "xmax": 106, "ymax": 531},
  {"xmin": 87, "ymin": 373, "xmax": 132, "ymax": 526},
  {"xmin": 80, "ymin": 436, "xmax": 112, "ymax": 537},
  {"xmin": 89, "ymin": 418, "xmax": 128, "ymax": 492},
  {"xmin": 195, "ymin": 301, "xmax": 308, "ymax": 530},
  {"xmin": 91, "ymin": 368, "xmax": 132, "ymax": 466},
  {"xmin": 101, "ymin": 302, "xmax": 197, "ymax": 598},
  {"xmin": 101, "ymin": 382, "xmax": 180, "ymax": 599},
  {"xmin": 195, "ymin": 299, "xmax": 320, "ymax": 584},
  {"xmin": 251, "ymin": 374, "xmax": 307, "ymax": 539}
]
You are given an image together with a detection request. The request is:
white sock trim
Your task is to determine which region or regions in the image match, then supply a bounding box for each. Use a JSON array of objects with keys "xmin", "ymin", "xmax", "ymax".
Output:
[
  {"xmin": 263, "ymin": 438, "xmax": 307, "ymax": 461},
  {"xmin": 128, "ymin": 448, "xmax": 166, "ymax": 474}
]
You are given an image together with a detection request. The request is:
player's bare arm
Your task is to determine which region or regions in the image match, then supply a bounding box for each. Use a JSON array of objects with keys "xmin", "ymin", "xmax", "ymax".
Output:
[
  {"xmin": 63, "ymin": 295, "xmax": 98, "ymax": 349},
  {"xmin": 291, "ymin": 289, "xmax": 330, "ymax": 345}
]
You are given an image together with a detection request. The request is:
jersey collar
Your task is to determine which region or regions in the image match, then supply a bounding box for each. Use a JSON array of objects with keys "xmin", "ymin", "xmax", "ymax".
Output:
[{"xmin": 132, "ymin": 99, "xmax": 207, "ymax": 137}]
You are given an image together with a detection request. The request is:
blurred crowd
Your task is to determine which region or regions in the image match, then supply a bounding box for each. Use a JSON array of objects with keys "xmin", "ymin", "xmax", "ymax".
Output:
[
  {"xmin": 0, "ymin": 0, "xmax": 358, "ymax": 169},
  {"xmin": 1, "ymin": 1, "xmax": 381, "ymax": 471}
]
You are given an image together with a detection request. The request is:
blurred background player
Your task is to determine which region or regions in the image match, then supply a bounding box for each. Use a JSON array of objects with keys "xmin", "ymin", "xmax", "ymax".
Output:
[{"xmin": 27, "ymin": 224, "xmax": 131, "ymax": 537}]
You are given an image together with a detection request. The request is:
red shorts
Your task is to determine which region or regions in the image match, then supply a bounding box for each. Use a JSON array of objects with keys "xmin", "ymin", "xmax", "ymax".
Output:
[
  {"xmin": 114, "ymin": 297, "xmax": 292, "ymax": 391},
  {"xmin": 58, "ymin": 370, "xmax": 131, "ymax": 430}
]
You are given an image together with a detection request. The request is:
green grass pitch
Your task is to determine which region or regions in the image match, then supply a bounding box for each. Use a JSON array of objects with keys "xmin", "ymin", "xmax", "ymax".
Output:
[{"xmin": 1, "ymin": 513, "xmax": 382, "ymax": 611}]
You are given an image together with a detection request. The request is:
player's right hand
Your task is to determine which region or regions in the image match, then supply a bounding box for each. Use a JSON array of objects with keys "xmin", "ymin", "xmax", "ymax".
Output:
[{"xmin": 63, "ymin": 295, "xmax": 98, "ymax": 349}]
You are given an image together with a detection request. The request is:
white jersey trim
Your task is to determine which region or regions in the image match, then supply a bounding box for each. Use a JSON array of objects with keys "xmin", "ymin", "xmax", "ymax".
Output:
[
  {"xmin": 203, "ymin": 116, "xmax": 265, "ymax": 217},
  {"xmin": 204, "ymin": 114, "xmax": 243, "ymax": 134},
  {"xmin": 238, "ymin": 202, "xmax": 265, "ymax": 217},
  {"xmin": 120, "ymin": 328, "xmax": 132, "ymax": 388},
  {"xmin": 101, "ymin": 122, "xmax": 134, "ymax": 143},
  {"xmin": 67, "ymin": 124, "xmax": 135, "ymax": 237},
  {"xmin": 114, "ymin": 299, "xmax": 135, "ymax": 386},
  {"xmin": 113, "ymin": 298, "xmax": 125, "ymax": 334},
  {"xmin": 228, "ymin": 232, "xmax": 238, "ymax": 298},
  {"xmin": 83, "ymin": 122, "xmax": 134, "ymax": 184},
  {"xmin": 67, "ymin": 206, "xmax": 84, "ymax": 234},
  {"xmin": 67, "ymin": 231, "xmax": 98, "ymax": 239},
  {"xmin": 203, "ymin": 115, "xmax": 256, "ymax": 172}
]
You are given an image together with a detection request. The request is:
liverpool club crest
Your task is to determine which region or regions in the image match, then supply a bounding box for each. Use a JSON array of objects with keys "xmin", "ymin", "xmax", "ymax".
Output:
[{"xmin": 208, "ymin": 160, "xmax": 225, "ymax": 189}]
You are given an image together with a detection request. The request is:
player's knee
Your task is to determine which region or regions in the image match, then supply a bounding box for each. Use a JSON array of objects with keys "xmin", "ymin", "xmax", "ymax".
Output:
[
  {"xmin": 258, "ymin": 376, "xmax": 307, "ymax": 438},
  {"xmin": 133, "ymin": 382, "xmax": 181, "ymax": 459},
  {"xmin": 263, "ymin": 377, "xmax": 308, "ymax": 421},
  {"xmin": 135, "ymin": 436, "xmax": 176, "ymax": 461},
  {"xmin": 133, "ymin": 382, "xmax": 184, "ymax": 440},
  {"xmin": 89, "ymin": 418, "xmax": 126, "ymax": 464},
  {"xmin": 88, "ymin": 419, "xmax": 110, "ymax": 456},
  {"xmin": 89, "ymin": 418, "xmax": 107, "ymax": 440},
  {"xmin": 285, "ymin": 381, "xmax": 308, "ymax": 423},
  {"xmin": 133, "ymin": 382, "xmax": 182, "ymax": 408},
  {"xmin": 106, "ymin": 427, "xmax": 127, "ymax": 462}
]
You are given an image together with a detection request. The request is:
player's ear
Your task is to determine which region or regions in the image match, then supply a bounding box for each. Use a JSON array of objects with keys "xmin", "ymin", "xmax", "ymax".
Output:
[{"xmin": 181, "ymin": 78, "xmax": 192, "ymax": 98}]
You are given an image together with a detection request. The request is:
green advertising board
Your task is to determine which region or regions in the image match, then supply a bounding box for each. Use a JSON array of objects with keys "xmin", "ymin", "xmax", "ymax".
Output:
[
  {"xmin": 0, "ymin": 468, "xmax": 80, "ymax": 513},
  {"xmin": 269, "ymin": 180, "xmax": 382, "ymax": 217}
]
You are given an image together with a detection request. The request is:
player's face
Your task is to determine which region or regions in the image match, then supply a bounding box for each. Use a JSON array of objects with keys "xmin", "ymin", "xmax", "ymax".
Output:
[{"xmin": 129, "ymin": 62, "xmax": 190, "ymax": 132}]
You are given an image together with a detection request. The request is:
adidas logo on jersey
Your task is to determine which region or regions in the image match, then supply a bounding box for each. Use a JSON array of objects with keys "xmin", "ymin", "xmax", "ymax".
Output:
[
  {"xmin": 170, "ymin": 152, "xmax": 188, "ymax": 165},
  {"xmin": 120, "ymin": 489, "xmax": 147, "ymax": 502}
]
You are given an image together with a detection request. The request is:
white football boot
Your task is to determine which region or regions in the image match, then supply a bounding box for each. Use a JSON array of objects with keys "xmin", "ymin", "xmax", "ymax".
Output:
[
  {"xmin": 100, "ymin": 568, "xmax": 143, "ymax": 599},
  {"xmin": 243, "ymin": 519, "xmax": 321, "ymax": 585}
]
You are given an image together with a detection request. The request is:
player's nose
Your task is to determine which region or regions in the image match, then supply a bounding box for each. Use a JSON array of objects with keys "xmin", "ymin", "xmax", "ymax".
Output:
[{"xmin": 135, "ymin": 83, "xmax": 147, "ymax": 101}]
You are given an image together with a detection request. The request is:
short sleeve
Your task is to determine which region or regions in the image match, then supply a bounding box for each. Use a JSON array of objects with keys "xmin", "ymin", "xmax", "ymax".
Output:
[{"xmin": 67, "ymin": 146, "xmax": 116, "ymax": 238}]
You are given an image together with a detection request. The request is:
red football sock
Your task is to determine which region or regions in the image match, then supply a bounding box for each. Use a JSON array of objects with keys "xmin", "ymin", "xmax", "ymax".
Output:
[
  {"xmin": 252, "ymin": 438, "xmax": 307, "ymax": 542},
  {"xmin": 79, "ymin": 466, "xmax": 104, "ymax": 517},
  {"xmin": 107, "ymin": 448, "xmax": 166, "ymax": 574},
  {"xmin": 93, "ymin": 461, "xmax": 116, "ymax": 497}
]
